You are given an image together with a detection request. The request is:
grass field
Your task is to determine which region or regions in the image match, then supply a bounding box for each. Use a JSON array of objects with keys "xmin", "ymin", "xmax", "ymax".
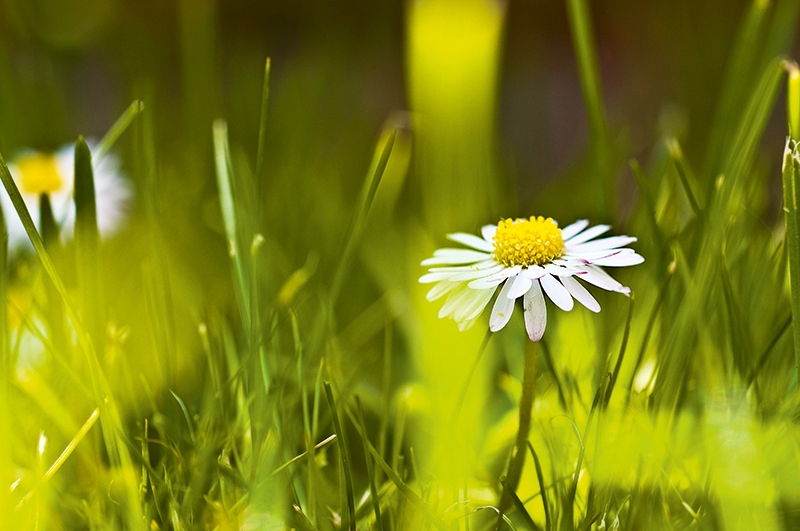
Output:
[{"xmin": 1, "ymin": 0, "xmax": 799, "ymax": 529}]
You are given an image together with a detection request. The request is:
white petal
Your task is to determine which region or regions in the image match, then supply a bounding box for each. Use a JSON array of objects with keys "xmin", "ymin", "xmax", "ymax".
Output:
[
  {"xmin": 564, "ymin": 224, "xmax": 610, "ymax": 245},
  {"xmin": 549, "ymin": 260, "xmax": 590, "ymax": 274},
  {"xmin": 543, "ymin": 264, "xmax": 579, "ymax": 277},
  {"xmin": 447, "ymin": 232, "xmax": 494, "ymax": 252},
  {"xmin": 481, "ymin": 224, "xmax": 497, "ymax": 241},
  {"xmin": 580, "ymin": 265, "xmax": 630, "ymax": 294},
  {"xmin": 560, "ymin": 276, "xmax": 601, "ymax": 313},
  {"xmin": 567, "ymin": 235, "xmax": 637, "ymax": 253},
  {"xmin": 438, "ymin": 286, "xmax": 473, "ymax": 319},
  {"xmin": 454, "ymin": 285, "xmax": 497, "ymax": 322},
  {"xmin": 468, "ymin": 265, "xmax": 522, "ymax": 289},
  {"xmin": 420, "ymin": 272, "xmax": 454, "ymax": 283},
  {"xmin": 446, "ymin": 264, "xmax": 505, "ymax": 281},
  {"xmin": 563, "ymin": 249, "xmax": 629, "ymax": 262},
  {"xmin": 421, "ymin": 249, "xmax": 491, "ymax": 266},
  {"xmin": 426, "ymin": 281, "xmax": 458, "ymax": 301},
  {"xmin": 539, "ymin": 274, "xmax": 574, "ymax": 311},
  {"xmin": 523, "ymin": 282, "xmax": 547, "ymax": 342},
  {"xmin": 523, "ymin": 265, "xmax": 547, "ymax": 280},
  {"xmin": 490, "ymin": 279, "xmax": 516, "ymax": 332},
  {"xmin": 592, "ymin": 252, "xmax": 645, "ymax": 267},
  {"xmin": 427, "ymin": 259, "xmax": 498, "ymax": 272},
  {"xmin": 507, "ymin": 273, "xmax": 533, "ymax": 299},
  {"xmin": 458, "ymin": 317, "xmax": 480, "ymax": 331},
  {"xmin": 560, "ymin": 219, "xmax": 589, "ymax": 241}
]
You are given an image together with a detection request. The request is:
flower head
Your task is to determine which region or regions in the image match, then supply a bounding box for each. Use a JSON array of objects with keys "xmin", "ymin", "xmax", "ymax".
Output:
[
  {"xmin": 1, "ymin": 140, "xmax": 132, "ymax": 256},
  {"xmin": 420, "ymin": 217, "xmax": 643, "ymax": 341}
]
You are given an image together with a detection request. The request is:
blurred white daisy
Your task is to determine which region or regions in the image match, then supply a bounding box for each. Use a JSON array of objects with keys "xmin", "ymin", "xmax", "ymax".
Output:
[
  {"xmin": 1, "ymin": 140, "xmax": 132, "ymax": 256},
  {"xmin": 420, "ymin": 216, "xmax": 643, "ymax": 341}
]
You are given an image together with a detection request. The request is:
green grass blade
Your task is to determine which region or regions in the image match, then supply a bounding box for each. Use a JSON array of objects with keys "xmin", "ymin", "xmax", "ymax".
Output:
[
  {"xmin": 74, "ymin": 136, "xmax": 104, "ymax": 345},
  {"xmin": 323, "ymin": 381, "xmax": 356, "ymax": 531},
  {"xmin": 527, "ymin": 442, "xmax": 551, "ymax": 531},
  {"xmin": 782, "ymin": 137, "xmax": 800, "ymax": 376},
  {"xmin": 565, "ymin": 0, "xmax": 611, "ymax": 217},
  {"xmin": 356, "ymin": 396, "xmax": 383, "ymax": 531},
  {"xmin": 213, "ymin": 119, "xmax": 251, "ymax": 332},
  {"xmin": 255, "ymin": 58, "xmax": 271, "ymax": 187},
  {"xmin": 94, "ymin": 100, "xmax": 144, "ymax": 163},
  {"xmin": 0, "ymin": 150, "xmax": 91, "ymax": 358},
  {"xmin": 666, "ymin": 139, "xmax": 703, "ymax": 217},
  {"xmin": 604, "ymin": 293, "xmax": 634, "ymax": 407},
  {"xmin": 368, "ymin": 442, "xmax": 449, "ymax": 531},
  {"xmin": 704, "ymin": 0, "xmax": 770, "ymax": 176},
  {"xmin": 500, "ymin": 475, "xmax": 542, "ymax": 531},
  {"xmin": 329, "ymin": 123, "xmax": 398, "ymax": 305},
  {"xmin": 721, "ymin": 58, "xmax": 785, "ymax": 188}
]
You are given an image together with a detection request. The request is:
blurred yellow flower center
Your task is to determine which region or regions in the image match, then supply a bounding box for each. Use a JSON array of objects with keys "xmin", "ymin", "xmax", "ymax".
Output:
[
  {"xmin": 493, "ymin": 216, "xmax": 564, "ymax": 267},
  {"xmin": 15, "ymin": 153, "xmax": 62, "ymax": 195}
]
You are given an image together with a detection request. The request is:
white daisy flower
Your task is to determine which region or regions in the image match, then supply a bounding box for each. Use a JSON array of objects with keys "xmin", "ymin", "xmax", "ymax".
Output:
[
  {"xmin": 1, "ymin": 140, "xmax": 132, "ymax": 256},
  {"xmin": 419, "ymin": 216, "xmax": 644, "ymax": 341}
]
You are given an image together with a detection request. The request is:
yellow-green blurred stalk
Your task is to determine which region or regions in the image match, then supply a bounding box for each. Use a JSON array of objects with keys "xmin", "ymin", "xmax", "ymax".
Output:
[
  {"xmin": 408, "ymin": 0, "xmax": 505, "ymax": 232},
  {"xmin": 406, "ymin": 0, "xmax": 506, "ymax": 506}
]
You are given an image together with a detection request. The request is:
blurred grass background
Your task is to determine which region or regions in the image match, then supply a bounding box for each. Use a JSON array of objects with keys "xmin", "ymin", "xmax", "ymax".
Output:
[{"xmin": 0, "ymin": 0, "xmax": 799, "ymax": 529}]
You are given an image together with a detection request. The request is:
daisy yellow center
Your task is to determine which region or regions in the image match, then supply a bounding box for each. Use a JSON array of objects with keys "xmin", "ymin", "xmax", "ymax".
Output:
[
  {"xmin": 492, "ymin": 216, "xmax": 564, "ymax": 267},
  {"xmin": 15, "ymin": 153, "xmax": 62, "ymax": 195}
]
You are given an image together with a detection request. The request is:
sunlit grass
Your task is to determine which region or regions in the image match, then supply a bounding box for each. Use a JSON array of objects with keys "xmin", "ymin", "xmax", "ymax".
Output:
[{"xmin": 0, "ymin": 0, "xmax": 799, "ymax": 530}]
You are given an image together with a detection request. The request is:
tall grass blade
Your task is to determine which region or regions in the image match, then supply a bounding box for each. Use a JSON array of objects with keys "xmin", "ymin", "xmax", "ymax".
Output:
[
  {"xmin": 324, "ymin": 381, "xmax": 356, "ymax": 531},
  {"xmin": 16, "ymin": 408, "xmax": 100, "ymax": 509},
  {"xmin": 356, "ymin": 396, "xmax": 384, "ymax": 531},
  {"xmin": 500, "ymin": 475, "xmax": 542, "ymax": 531},
  {"xmin": 781, "ymin": 137, "xmax": 800, "ymax": 376},
  {"xmin": 329, "ymin": 123, "xmax": 398, "ymax": 305},
  {"xmin": 527, "ymin": 442, "xmax": 551, "ymax": 531},
  {"xmin": 721, "ymin": 58, "xmax": 785, "ymax": 191},
  {"xmin": 565, "ymin": 0, "xmax": 611, "ymax": 217},
  {"xmin": 705, "ymin": 0, "xmax": 770, "ymax": 177},
  {"xmin": 255, "ymin": 58, "xmax": 271, "ymax": 188},
  {"xmin": 0, "ymin": 151, "xmax": 90, "ymax": 359},
  {"xmin": 213, "ymin": 119, "xmax": 251, "ymax": 332},
  {"xmin": 74, "ymin": 136, "xmax": 104, "ymax": 345}
]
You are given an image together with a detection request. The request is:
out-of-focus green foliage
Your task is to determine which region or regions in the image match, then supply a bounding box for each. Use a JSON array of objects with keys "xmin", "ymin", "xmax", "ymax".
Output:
[{"xmin": 0, "ymin": 0, "xmax": 799, "ymax": 529}]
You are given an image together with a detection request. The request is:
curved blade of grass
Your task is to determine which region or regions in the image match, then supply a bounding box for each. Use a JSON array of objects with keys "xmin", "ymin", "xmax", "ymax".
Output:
[
  {"xmin": 526, "ymin": 442, "xmax": 551, "ymax": 531},
  {"xmin": 500, "ymin": 475, "xmax": 541, "ymax": 531},
  {"xmin": 324, "ymin": 381, "xmax": 356, "ymax": 531},
  {"xmin": 94, "ymin": 100, "xmax": 144, "ymax": 163}
]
